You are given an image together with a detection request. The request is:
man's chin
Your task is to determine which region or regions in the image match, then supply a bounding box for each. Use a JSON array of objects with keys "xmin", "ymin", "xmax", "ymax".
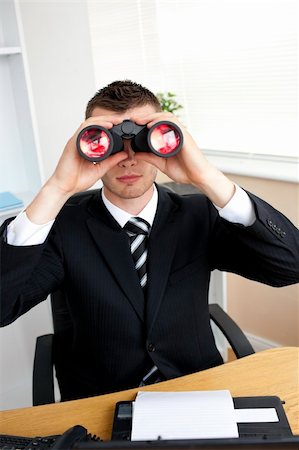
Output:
[
  {"xmin": 117, "ymin": 186, "xmax": 149, "ymax": 199},
  {"xmin": 104, "ymin": 183, "xmax": 154, "ymax": 202}
]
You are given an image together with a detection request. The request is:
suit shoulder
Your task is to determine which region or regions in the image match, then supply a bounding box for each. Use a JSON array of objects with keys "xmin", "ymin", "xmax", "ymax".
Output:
[
  {"xmin": 159, "ymin": 183, "xmax": 211, "ymax": 209},
  {"xmin": 57, "ymin": 190, "xmax": 101, "ymax": 222}
]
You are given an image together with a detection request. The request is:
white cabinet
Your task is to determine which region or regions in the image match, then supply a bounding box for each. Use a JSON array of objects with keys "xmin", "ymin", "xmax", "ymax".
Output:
[{"xmin": 0, "ymin": 0, "xmax": 42, "ymax": 224}]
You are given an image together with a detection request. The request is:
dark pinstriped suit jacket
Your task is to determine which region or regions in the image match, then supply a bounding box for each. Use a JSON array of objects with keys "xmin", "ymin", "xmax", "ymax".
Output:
[{"xmin": 1, "ymin": 185, "xmax": 299, "ymax": 400}]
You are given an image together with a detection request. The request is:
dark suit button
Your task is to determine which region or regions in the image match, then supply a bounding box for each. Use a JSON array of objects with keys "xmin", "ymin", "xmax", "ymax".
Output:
[
  {"xmin": 148, "ymin": 343, "xmax": 156, "ymax": 352},
  {"xmin": 267, "ymin": 219, "xmax": 275, "ymax": 230}
]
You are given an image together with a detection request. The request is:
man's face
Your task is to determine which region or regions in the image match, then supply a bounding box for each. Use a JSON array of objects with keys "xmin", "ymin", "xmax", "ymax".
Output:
[{"xmin": 91, "ymin": 104, "xmax": 158, "ymax": 204}]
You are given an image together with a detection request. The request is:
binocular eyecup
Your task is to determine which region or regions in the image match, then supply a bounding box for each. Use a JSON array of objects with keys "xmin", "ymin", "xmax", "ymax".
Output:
[{"xmin": 76, "ymin": 120, "xmax": 183, "ymax": 162}]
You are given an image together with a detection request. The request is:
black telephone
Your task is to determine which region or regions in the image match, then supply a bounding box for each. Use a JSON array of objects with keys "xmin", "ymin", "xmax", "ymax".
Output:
[
  {"xmin": 51, "ymin": 425, "xmax": 95, "ymax": 449},
  {"xmin": 0, "ymin": 425, "xmax": 101, "ymax": 450}
]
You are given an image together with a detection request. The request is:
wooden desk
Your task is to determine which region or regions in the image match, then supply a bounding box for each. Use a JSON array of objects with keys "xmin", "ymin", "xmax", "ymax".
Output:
[{"xmin": 1, "ymin": 347, "xmax": 298, "ymax": 440}]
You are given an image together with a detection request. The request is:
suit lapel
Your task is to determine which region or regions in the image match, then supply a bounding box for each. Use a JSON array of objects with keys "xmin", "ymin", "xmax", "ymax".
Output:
[
  {"xmin": 86, "ymin": 194, "xmax": 145, "ymax": 321},
  {"xmin": 146, "ymin": 186, "xmax": 179, "ymax": 333},
  {"xmin": 84, "ymin": 187, "xmax": 180, "ymax": 326}
]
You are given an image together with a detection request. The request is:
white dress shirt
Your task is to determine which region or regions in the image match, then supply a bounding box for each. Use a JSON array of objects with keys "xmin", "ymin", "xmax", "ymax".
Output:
[
  {"xmin": 6, "ymin": 184, "xmax": 255, "ymax": 246},
  {"xmin": 101, "ymin": 185, "xmax": 158, "ymax": 229}
]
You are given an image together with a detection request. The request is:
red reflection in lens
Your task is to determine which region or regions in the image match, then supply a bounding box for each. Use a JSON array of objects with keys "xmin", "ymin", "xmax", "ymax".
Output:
[
  {"xmin": 79, "ymin": 128, "xmax": 110, "ymax": 158},
  {"xmin": 150, "ymin": 124, "xmax": 180, "ymax": 154}
]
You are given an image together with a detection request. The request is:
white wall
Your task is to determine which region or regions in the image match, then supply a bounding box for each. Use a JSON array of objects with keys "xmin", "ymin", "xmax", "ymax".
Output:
[
  {"xmin": 17, "ymin": 0, "xmax": 96, "ymax": 180},
  {"xmin": 0, "ymin": 303, "xmax": 54, "ymax": 410},
  {"xmin": 0, "ymin": 0, "xmax": 96, "ymax": 411}
]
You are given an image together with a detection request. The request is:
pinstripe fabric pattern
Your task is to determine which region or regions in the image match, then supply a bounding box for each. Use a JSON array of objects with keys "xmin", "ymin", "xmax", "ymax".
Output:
[{"xmin": 124, "ymin": 217, "xmax": 150, "ymax": 289}]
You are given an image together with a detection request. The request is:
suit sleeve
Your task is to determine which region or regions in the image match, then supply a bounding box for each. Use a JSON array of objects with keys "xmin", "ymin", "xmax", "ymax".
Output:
[
  {"xmin": 210, "ymin": 191, "xmax": 299, "ymax": 287},
  {"xmin": 0, "ymin": 219, "xmax": 64, "ymax": 326}
]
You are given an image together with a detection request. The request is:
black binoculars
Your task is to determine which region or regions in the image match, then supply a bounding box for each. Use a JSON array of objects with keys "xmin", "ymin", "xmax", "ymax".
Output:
[{"xmin": 76, "ymin": 120, "xmax": 183, "ymax": 162}]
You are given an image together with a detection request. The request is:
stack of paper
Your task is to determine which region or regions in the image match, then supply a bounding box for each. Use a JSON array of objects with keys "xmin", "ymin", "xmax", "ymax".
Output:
[{"xmin": 131, "ymin": 390, "xmax": 239, "ymax": 441}]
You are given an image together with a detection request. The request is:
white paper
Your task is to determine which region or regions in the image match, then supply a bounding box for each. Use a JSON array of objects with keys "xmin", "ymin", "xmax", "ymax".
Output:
[
  {"xmin": 235, "ymin": 408, "xmax": 279, "ymax": 423},
  {"xmin": 131, "ymin": 390, "xmax": 239, "ymax": 441}
]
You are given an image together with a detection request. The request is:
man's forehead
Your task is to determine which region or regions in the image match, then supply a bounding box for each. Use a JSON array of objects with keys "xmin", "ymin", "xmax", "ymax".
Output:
[{"xmin": 91, "ymin": 104, "xmax": 157, "ymax": 119}]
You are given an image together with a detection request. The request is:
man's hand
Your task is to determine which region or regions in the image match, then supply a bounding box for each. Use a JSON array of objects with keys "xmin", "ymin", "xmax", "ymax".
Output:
[
  {"xmin": 132, "ymin": 112, "xmax": 236, "ymax": 208},
  {"xmin": 49, "ymin": 115, "xmax": 128, "ymax": 195},
  {"xmin": 26, "ymin": 116, "xmax": 128, "ymax": 224}
]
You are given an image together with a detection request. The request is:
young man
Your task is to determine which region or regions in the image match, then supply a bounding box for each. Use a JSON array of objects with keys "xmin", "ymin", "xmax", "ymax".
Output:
[{"xmin": 1, "ymin": 80, "xmax": 299, "ymax": 401}]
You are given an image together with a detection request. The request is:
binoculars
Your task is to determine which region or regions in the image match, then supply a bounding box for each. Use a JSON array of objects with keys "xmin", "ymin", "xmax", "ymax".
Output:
[{"xmin": 76, "ymin": 120, "xmax": 183, "ymax": 162}]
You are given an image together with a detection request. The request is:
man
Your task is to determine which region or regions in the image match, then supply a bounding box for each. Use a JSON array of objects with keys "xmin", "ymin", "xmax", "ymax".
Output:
[{"xmin": 1, "ymin": 80, "xmax": 299, "ymax": 401}]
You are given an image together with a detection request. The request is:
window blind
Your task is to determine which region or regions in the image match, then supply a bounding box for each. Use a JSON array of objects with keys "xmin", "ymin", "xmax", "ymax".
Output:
[{"xmin": 87, "ymin": 0, "xmax": 298, "ymax": 179}]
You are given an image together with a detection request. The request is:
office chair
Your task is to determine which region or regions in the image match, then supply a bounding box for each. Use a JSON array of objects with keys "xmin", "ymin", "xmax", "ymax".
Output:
[
  {"xmin": 33, "ymin": 297, "xmax": 255, "ymax": 406},
  {"xmin": 32, "ymin": 187, "xmax": 255, "ymax": 406}
]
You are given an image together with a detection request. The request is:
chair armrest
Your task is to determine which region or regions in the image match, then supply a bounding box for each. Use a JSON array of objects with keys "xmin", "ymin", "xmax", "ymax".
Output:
[
  {"xmin": 32, "ymin": 334, "xmax": 55, "ymax": 406},
  {"xmin": 209, "ymin": 303, "xmax": 255, "ymax": 358}
]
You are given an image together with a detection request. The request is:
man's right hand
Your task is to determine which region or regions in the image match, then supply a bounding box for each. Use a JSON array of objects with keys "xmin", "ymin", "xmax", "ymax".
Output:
[{"xmin": 25, "ymin": 116, "xmax": 128, "ymax": 224}]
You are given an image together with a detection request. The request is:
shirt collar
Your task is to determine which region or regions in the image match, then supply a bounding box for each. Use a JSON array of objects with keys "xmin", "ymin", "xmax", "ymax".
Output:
[{"xmin": 101, "ymin": 185, "xmax": 158, "ymax": 229}]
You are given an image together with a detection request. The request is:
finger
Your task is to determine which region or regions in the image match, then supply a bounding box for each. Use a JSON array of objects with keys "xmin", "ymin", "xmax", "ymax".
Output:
[
  {"xmin": 98, "ymin": 151, "xmax": 128, "ymax": 172},
  {"xmin": 74, "ymin": 121, "xmax": 113, "ymax": 140},
  {"xmin": 134, "ymin": 113, "xmax": 182, "ymax": 131},
  {"xmin": 134, "ymin": 152, "xmax": 166, "ymax": 170},
  {"xmin": 83, "ymin": 115, "xmax": 123, "ymax": 130},
  {"xmin": 132, "ymin": 112, "xmax": 173, "ymax": 126}
]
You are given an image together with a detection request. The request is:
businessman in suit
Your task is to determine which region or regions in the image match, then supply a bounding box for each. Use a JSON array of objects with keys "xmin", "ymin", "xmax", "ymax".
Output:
[{"xmin": 1, "ymin": 80, "xmax": 299, "ymax": 401}]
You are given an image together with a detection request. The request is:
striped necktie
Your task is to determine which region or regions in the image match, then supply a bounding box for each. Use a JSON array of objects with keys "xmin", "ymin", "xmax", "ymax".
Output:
[{"xmin": 124, "ymin": 217, "xmax": 150, "ymax": 289}]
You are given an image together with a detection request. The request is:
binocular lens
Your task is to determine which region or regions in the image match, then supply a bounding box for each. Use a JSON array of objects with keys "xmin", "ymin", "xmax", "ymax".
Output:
[
  {"xmin": 150, "ymin": 123, "xmax": 181, "ymax": 155},
  {"xmin": 79, "ymin": 127, "xmax": 111, "ymax": 159},
  {"xmin": 77, "ymin": 120, "xmax": 183, "ymax": 162}
]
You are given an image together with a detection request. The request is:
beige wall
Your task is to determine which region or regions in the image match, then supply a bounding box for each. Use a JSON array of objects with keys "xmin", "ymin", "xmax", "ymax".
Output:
[
  {"xmin": 157, "ymin": 172, "xmax": 299, "ymax": 346},
  {"xmin": 226, "ymin": 174, "xmax": 299, "ymax": 347}
]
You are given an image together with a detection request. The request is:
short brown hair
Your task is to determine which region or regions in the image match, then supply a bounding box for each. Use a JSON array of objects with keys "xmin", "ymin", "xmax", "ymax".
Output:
[{"xmin": 85, "ymin": 80, "xmax": 161, "ymax": 118}]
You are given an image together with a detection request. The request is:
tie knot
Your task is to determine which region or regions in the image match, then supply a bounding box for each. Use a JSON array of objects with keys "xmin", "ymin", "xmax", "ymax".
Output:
[{"xmin": 124, "ymin": 217, "xmax": 150, "ymax": 236}]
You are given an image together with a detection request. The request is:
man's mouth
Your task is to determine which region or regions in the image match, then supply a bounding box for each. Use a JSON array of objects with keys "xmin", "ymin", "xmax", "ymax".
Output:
[{"xmin": 117, "ymin": 174, "xmax": 142, "ymax": 183}]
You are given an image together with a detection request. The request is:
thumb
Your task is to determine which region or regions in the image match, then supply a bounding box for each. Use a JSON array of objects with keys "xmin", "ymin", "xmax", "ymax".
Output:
[
  {"xmin": 99, "ymin": 151, "xmax": 128, "ymax": 172},
  {"xmin": 134, "ymin": 152, "xmax": 166, "ymax": 171}
]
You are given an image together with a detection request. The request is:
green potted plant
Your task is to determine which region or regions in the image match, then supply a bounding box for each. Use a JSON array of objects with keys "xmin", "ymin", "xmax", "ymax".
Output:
[{"xmin": 156, "ymin": 91, "xmax": 183, "ymax": 116}]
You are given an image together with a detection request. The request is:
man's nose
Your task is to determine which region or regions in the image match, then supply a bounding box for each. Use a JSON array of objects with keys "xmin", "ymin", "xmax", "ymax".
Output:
[{"xmin": 119, "ymin": 140, "xmax": 137, "ymax": 167}]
